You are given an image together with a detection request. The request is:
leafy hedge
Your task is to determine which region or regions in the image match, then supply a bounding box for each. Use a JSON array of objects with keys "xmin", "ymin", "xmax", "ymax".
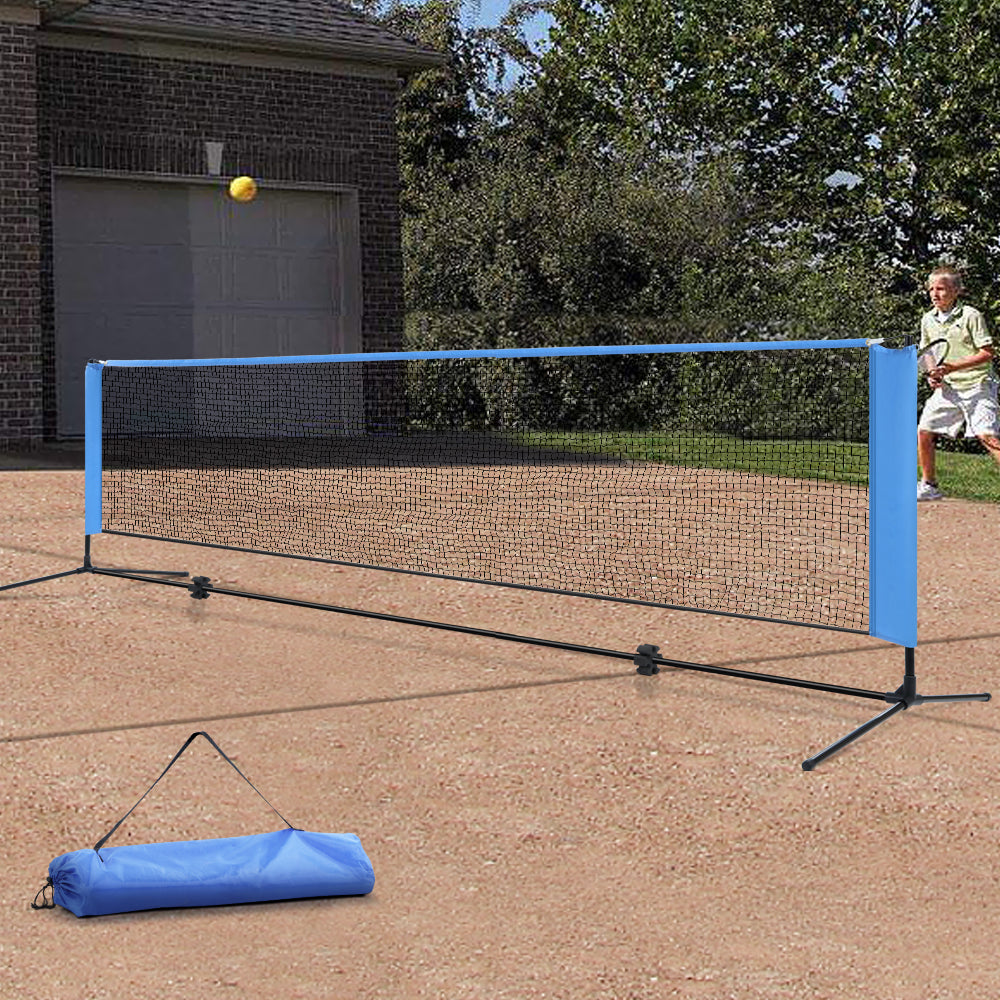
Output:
[{"xmin": 403, "ymin": 312, "xmax": 869, "ymax": 441}]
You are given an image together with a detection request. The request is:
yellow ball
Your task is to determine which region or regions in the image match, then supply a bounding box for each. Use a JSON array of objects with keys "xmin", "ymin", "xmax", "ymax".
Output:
[{"xmin": 228, "ymin": 175, "xmax": 258, "ymax": 202}]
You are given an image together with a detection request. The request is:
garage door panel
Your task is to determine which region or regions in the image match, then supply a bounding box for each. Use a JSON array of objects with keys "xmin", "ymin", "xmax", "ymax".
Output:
[
  {"xmin": 191, "ymin": 250, "xmax": 227, "ymax": 305},
  {"xmin": 279, "ymin": 195, "xmax": 335, "ymax": 249},
  {"xmin": 109, "ymin": 193, "xmax": 190, "ymax": 246},
  {"xmin": 226, "ymin": 197, "xmax": 280, "ymax": 249},
  {"xmin": 188, "ymin": 193, "xmax": 226, "ymax": 247},
  {"xmin": 104, "ymin": 310, "xmax": 194, "ymax": 359},
  {"xmin": 59, "ymin": 309, "xmax": 192, "ymax": 366},
  {"xmin": 116, "ymin": 248, "xmax": 193, "ymax": 307},
  {"xmin": 57, "ymin": 179, "xmax": 190, "ymax": 245},
  {"xmin": 230, "ymin": 253, "xmax": 285, "ymax": 304},
  {"xmin": 54, "ymin": 246, "xmax": 114, "ymax": 304},
  {"xmin": 192, "ymin": 313, "xmax": 228, "ymax": 358},
  {"xmin": 288, "ymin": 256, "xmax": 339, "ymax": 310},
  {"xmin": 214, "ymin": 313, "xmax": 279, "ymax": 357},
  {"xmin": 286, "ymin": 313, "xmax": 345, "ymax": 355},
  {"xmin": 57, "ymin": 244, "xmax": 194, "ymax": 307}
]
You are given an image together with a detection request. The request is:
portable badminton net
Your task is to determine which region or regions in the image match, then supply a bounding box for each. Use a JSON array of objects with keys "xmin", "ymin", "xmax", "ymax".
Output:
[{"xmin": 4, "ymin": 340, "xmax": 989, "ymax": 768}]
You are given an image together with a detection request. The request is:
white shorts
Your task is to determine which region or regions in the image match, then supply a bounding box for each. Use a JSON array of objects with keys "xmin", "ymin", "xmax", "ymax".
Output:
[{"xmin": 919, "ymin": 378, "xmax": 1000, "ymax": 438}]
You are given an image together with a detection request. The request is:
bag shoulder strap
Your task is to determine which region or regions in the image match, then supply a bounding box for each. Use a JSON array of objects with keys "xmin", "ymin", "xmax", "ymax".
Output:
[{"xmin": 94, "ymin": 731, "xmax": 294, "ymax": 859}]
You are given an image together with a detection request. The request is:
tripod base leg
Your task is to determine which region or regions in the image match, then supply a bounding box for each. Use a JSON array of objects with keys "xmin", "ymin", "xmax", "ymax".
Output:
[
  {"xmin": 0, "ymin": 566, "xmax": 89, "ymax": 594},
  {"xmin": 802, "ymin": 700, "xmax": 908, "ymax": 771},
  {"xmin": 914, "ymin": 692, "xmax": 991, "ymax": 705}
]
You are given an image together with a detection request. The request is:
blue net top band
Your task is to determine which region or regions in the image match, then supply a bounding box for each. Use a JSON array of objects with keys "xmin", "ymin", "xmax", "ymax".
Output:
[{"xmin": 91, "ymin": 338, "xmax": 875, "ymax": 369}]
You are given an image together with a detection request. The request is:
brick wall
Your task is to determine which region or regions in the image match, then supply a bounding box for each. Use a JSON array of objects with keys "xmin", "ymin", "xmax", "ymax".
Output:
[
  {"xmin": 0, "ymin": 18, "xmax": 42, "ymax": 445},
  {"xmin": 37, "ymin": 45, "xmax": 406, "ymax": 438}
]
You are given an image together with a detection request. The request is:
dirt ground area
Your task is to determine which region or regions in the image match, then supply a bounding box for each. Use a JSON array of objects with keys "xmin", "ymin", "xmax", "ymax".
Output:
[{"xmin": 0, "ymin": 456, "xmax": 998, "ymax": 999}]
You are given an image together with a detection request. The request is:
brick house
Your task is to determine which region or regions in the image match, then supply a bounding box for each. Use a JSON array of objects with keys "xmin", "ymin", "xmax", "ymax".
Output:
[{"xmin": 0, "ymin": 0, "xmax": 440, "ymax": 442}]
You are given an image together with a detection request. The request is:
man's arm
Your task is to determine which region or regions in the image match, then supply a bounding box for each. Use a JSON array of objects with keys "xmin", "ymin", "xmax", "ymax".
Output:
[{"xmin": 934, "ymin": 344, "xmax": 994, "ymax": 379}]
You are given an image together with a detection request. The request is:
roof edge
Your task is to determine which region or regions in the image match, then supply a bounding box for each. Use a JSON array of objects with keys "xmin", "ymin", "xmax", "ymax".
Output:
[
  {"xmin": 42, "ymin": 10, "xmax": 448, "ymax": 71},
  {"xmin": 0, "ymin": 0, "xmax": 41, "ymax": 26},
  {"xmin": 39, "ymin": 1, "xmax": 91, "ymax": 19}
]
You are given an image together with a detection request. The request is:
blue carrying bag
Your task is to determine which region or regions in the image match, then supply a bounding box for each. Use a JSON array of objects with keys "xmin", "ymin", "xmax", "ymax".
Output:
[{"xmin": 32, "ymin": 732, "xmax": 374, "ymax": 917}]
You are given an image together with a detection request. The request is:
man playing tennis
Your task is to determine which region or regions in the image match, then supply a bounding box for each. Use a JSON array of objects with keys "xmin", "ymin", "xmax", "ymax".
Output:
[{"xmin": 917, "ymin": 265, "xmax": 1000, "ymax": 500}]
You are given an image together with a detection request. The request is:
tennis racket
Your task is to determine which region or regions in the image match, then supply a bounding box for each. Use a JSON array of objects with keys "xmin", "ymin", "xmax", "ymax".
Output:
[{"xmin": 917, "ymin": 338, "xmax": 950, "ymax": 386}]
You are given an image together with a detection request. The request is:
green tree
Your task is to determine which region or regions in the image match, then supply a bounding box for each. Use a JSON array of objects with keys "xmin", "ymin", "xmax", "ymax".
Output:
[
  {"xmin": 402, "ymin": 142, "xmax": 760, "ymax": 319},
  {"xmin": 350, "ymin": 0, "xmax": 918, "ymax": 345},
  {"xmin": 534, "ymin": 0, "xmax": 1000, "ymax": 306},
  {"xmin": 352, "ymin": 0, "xmax": 549, "ymax": 212}
]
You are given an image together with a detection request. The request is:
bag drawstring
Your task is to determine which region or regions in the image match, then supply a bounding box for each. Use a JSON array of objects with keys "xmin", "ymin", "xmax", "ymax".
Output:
[{"xmin": 31, "ymin": 877, "xmax": 54, "ymax": 910}]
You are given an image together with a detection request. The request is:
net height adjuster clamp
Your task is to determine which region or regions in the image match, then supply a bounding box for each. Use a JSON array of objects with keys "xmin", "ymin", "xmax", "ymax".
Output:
[
  {"xmin": 189, "ymin": 576, "xmax": 213, "ymax": 600},
  {"xmin": 633, "ymin": 644, "xmax": 661, "ymax": 675}
]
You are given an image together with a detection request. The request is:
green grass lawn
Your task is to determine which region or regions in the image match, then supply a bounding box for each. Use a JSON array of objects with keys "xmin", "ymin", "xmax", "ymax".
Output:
[
  {"xmin": 515, "ymin": 430, "xmax": 1000, "ymax": 502},
  {"xmin": 932, "ymin": 448, "xmax": 1000, "ymax": 503},
  {"xmin": 516, "ymin": 430, "xmax": 868, "ymax": 486}
]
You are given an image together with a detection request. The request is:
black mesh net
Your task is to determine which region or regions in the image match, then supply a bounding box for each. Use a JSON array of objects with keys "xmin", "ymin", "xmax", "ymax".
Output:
[{"xmin": 100, "ymin": 346, "xmax": 870, "ymax": 631}]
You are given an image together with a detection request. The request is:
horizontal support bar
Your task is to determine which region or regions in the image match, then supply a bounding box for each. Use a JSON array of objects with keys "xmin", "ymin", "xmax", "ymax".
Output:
[{"xmin": 92, "ymin": 569, "xmax": 889, "ymax": 703}]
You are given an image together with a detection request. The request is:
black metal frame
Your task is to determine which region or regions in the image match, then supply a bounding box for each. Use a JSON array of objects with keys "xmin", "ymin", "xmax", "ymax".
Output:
[{"xmin": 1, "ymin": 536, "xmax": 989, "ymax": 769}]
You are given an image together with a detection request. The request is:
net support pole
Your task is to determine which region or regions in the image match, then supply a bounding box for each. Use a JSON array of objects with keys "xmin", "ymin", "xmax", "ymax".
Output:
[
  {"xmin": 0, "ymin": 366, "xmax": 104, "ymax": 594},
  {"xmin": 84, "ymin": 361, "xmax": 104, "ymax": 537},
  {"xmin": 802, "ymin": 346, "xmax": 991, "ymax": 768}
]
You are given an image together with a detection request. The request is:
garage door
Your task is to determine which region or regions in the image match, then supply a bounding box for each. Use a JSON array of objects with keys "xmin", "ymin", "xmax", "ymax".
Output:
[{"xmin": 54, "ymin": 177, "xmax": 362, "ymax": 437}]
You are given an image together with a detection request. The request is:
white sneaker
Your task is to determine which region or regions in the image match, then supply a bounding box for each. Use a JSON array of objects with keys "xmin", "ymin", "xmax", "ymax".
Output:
[{"xmin": 917, "ymin": 481, "xmax": 944, "ymax": 501}]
